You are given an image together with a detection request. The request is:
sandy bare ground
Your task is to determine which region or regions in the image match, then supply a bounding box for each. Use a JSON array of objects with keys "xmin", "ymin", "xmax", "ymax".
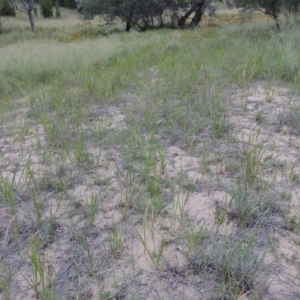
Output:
[{"xmin": 0, "ymin": 82, "xmax": 300, "ymax": 299}]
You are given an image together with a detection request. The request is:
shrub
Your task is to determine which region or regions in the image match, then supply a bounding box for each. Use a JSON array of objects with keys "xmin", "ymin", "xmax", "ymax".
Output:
[
  {"xmin": 0, "ymin": 0, "xmax": 15, "ymax": 17},
  {"xmin": 59, "ymin": 0, "xmax": 77, "ymax": 9},
  {"xmin": 40, "ymin": 0, "xmax": 53, "ymax": 18}
]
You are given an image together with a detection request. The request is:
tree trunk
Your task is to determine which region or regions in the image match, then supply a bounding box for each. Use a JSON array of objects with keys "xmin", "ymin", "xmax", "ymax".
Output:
[
  {"xmin": 126, "ymin": 2, "xmax": 136, "ymax": 32},
  {"xmin": 190, "ymin": 1, "xmax": 207, "ymax": 28},
  {"xmin": 223, "ymin": 0, "xmax": 234, "ymax": 9},
  {"xmin": 125, "ymin": 20, "xmax": 131, "ymax": 31},
  {"xmin": 18, "ymin": 0, "xmax": 35, "ymax": 31},
  {"xmin": 171, "ymin": 11, "xmax": 178, "ymax": 27},
  {"xmin": 272, "ymin": 14, "xmax": 281, "ymax": 31},
  {"xmin": 178, "ymin": 1, "xmax": 200, "ymax": 27},
  {"xmin": 275, "ymin": 19, "xmax": 281, "ymax": 31},
  {"xmin": 28, "ymin": 7, "xmax": 34, "ymax": 31},
  {"xmin": 74, "ymin": 0, "xmax": 83, "ymax": 12},
  {"xmin": 178, "ymin": 0, "xmax": 207, "ymax": 28}
]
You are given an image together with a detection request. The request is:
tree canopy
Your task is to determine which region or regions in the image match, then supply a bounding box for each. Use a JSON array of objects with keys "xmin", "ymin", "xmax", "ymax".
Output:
[
  {"xmin": 235, "ymin": 0, "xmax": 300, "ymax": 30},
  {"xmin": 0, "ymin": 0, "xmax": 15, "ymax": 17},
  {"xmin": 83, "ymin": 0, "xmax": 209, "ymax": 31}
]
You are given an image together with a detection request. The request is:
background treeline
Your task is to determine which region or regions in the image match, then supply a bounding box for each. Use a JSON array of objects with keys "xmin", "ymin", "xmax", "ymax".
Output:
[
  {"xmin": 39, "ymin": 0, "xmax": 77, "ymax": 9},
  {"xmin": 82, "ymin": 0, "xmax": 209, "ymax": 31},
  {"xmin": 56, "ymin": 0, "xmax": 76, "ymax": 9},
  {"xmin": 1, "ymin": 0, "xmax": 300, "ymax": 32},
  {"xmin": 82, "ymin": 0, "xmax": 300, "ymax": 32},
  {"xmin": 39, "ymin": 0, "xmax": 76, "ymax": 9}
]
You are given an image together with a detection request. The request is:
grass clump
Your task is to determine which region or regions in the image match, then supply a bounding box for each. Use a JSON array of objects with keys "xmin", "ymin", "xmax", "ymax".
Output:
[
  {"xmin": 277, "ymin": 104, "xmax": 300, "ymax": 135},
  {"xmin": 227, "ymin": 184, "xmax": 284, "ymax": 228},
  {"xmin": 168, "ymin": 230, "xmax": 268, "ymax": 299}
]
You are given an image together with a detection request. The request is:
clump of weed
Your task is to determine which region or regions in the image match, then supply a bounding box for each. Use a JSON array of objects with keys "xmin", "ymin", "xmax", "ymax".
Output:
[
  {"xmin": 277, "ymin": 105, "xmax": 300, "ymax": 135},
  {"xmin": 255, "ymin": 111, "xmax": 264, "ymax": 124},
  {"xmin": 38, "ymin": 174, "xmax": 72, "ymax": 193},
  {"xmin": 85, "ymin": 194, "xmax": 98, "ymax": 225},
  {"xmin": 240, "ymin": 135, "xmax": 266, "ymax": 187},
  {"xmin": 40, "ymin": 216, "xmax": 62, "ymax": 248},
  {"xmin": 185, "ymin": 231, "xmax": 267, "ymax": 299},
  {"xmin": 225, "ymin": 160, "xmax": 240, "ymax": 176},
  {"xmin": 185, "ymin": 225, "xmax": 210, "ymax": 255},
  {"xmin": 24, "ymin": 238, "xmax": 56, "ymax": 299},
  {"xmin": 109, "ymin": 223, "xmax": 124, "ymax": 258},
  {"xmin": 289, "ymin": 164, "xmax": 300, "ymax": 183},
  {"xmin": 284, "ymin": 214, "xmax": 300, "ymax": 232},
  {"xmin": 227, "ymin": 184, "xmax": 284, "ymax": 228},
  {"xmin": 0, "ymin": 263, "xmax": 13, "ymax": 300},
  {"xmin": 280, "ymin": 191, "xmax": 292, "ymax": 201}
]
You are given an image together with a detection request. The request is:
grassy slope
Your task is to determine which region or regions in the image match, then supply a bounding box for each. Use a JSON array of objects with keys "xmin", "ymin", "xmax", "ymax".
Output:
[{"xmin": 1, "ymin": 7, "xmax": 300, "ymax": 300}]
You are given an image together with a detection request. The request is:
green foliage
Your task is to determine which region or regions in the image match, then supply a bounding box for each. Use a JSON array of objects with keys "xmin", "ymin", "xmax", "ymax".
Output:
[
  {"xmin": 0, "ymin": 0, "xmax": 15, "ymax": 17},
  {"xmin": 57, "ymin": 0, "xmax": 77, "ymax": 9},
  {"xmin": 40, "ymin": 0, "xmax": 54, "ymax": 18},
  {"xmin": 235, "ymin": 0, "xmax": 300, "ymax": 30},
  {"xmin": 82, "ymin": 0, "xmax": 198, "ymax": 31},
  {"xmin": 0, "ymin": 263, "xmax": 13, "ymax": 300}
]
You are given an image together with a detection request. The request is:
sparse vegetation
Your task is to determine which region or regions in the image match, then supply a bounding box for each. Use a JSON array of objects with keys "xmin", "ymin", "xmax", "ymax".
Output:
[{"xmin": 1, "ymin": 4, "xmax": 300, "ymax": 300}]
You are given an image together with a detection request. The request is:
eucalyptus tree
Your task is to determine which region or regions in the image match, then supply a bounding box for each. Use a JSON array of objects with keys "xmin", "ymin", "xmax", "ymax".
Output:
[
  {"xmin": 83, "ymin": 0, "xmax": 210, "ymax": 31},
  {"xmin": 83, "ymin": 0, "xmax": 163, "ymax": 31},
  {"xmin": 178, "ymin": 0, "xmax": 208, "ymax": 28},
  {"xmin": 11, "ymin": 0, "xmax": 35, "ymax": 31}
]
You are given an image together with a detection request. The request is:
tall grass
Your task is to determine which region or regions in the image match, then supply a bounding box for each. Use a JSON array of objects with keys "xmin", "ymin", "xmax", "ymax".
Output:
[{"xmin": 1, "ymin": 22, "xmax": 300, "ymax": 102}]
